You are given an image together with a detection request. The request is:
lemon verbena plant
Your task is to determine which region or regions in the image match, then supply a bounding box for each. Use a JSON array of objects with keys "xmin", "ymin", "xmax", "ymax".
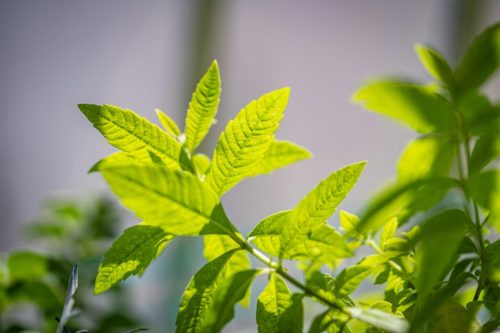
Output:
[{"xmin": 80, "ymin": 23, "xmax": 499, "ymax": 333}]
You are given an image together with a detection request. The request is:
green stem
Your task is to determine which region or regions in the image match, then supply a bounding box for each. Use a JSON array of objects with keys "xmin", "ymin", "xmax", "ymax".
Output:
[{"xmin": 235, "ymin": 237, "xmax": 347, "ymax": 313}]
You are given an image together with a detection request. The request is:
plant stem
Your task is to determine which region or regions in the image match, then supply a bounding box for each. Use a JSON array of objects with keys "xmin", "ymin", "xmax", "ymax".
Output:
[{"xmin": 235, "ymin": 237, "xmax": 347, "ymax": 313}]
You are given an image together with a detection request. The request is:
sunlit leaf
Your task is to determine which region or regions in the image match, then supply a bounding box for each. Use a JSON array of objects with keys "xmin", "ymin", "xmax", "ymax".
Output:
[
  {"xmin": 156, "ymin": 108, "xmax": 181, "ymax": 137},
  {"xmin": 185, "ymin": 61, "xmax": 221, "ymax": 152},
  {"xmin": 79, "ymin": 104, "xmax": 181, "ymax": 169},
  {"xmin": 415, "ymin": 44, "xmax": 456, "ymax": 91},
  {"xmin": 100, "ymin": 164, "xmax": 237, "ymax": 236},
  {"xmin": 206, "ymin": 88, "xmax": 290, "ymax": 196},
  {"xmin": 346, "ymin": 307, "xmax": 408, "ymax": 333},
  {"xmin": 95, "ymin": 224, "xmax": 173, "ymax": 294}
]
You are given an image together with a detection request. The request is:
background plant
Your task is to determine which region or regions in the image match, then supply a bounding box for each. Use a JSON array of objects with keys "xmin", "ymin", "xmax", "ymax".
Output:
[
  {"xmin": 80, "ymin": 23, "xmax": 499, "ymax": 333},
  {"xmin": 0, "ymin": 195, "xmax": 144, "ymax": 333}
]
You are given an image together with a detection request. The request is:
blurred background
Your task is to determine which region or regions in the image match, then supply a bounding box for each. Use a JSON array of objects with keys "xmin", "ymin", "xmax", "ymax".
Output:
[{"xmin": 0, "ymin": 0, "xmax": 499, "ymax": 331}]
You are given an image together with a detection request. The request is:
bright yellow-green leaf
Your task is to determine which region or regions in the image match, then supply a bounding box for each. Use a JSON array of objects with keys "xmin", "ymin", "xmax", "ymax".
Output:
[
  {"xmin": 203, "ymin": 234, "xmax": 252, "ymax": 307},
  {"xmin": 455, "ymin": 23, "xmax": 500, "ymax": 93},
  {"xmin": 352, "ymin": 81, "xmax": 451, "ymax": 133},
  {"xmin": 176, "ymin": 250, "xmax": 257, "ymax": 333},
  {"xmin": 257, "ymin": 273, "xmax": 301, "ymax": 333},
  {"xmin": 248, "ymin": 211, "xmax": 291, "ymax": 257},
  {"xmin": 79, "ymin": 104, "xmax": 181, "ymax": 169},
  {"xmin": 248, "ymin": 140, "xmax": 312, "ymax": 177},
  {"xmin": 397, "ymin": 135, "xmax": 453, "ymax": 181},
  {"xmin": 100, "ymin": 164, "xmax": 237, "ymax": 236},
  {"xmin": 185, "ymin": 60, "xmax": 221, "ymax": 152},
  {"xmin": 156, "ymin": 108, "xmax": 181, "ymax": 137},
  {"xmin": 95, "ymin": 224, "xmax": 173, "ymax": 294},
  {"xmin": 415, "ymin": 44, "xmax": 456, "ymax": 90},
  {"xmin": 192, "ymin": 153, "xmax": 211, "ymax": 177},
  {"xmin": 280, "ymin": 161, "xmax": 366, "ymax": 259},
  {"xmin": 205, "ymin": 88, "xmax": 290, "ymax": 196},
  {"xmin": 380, "ymin": 217, "xmax": 398, "ymax": 247},
  {"xmin": 248, "ymin": 211, "xmax": 351, "ymax": 265}
]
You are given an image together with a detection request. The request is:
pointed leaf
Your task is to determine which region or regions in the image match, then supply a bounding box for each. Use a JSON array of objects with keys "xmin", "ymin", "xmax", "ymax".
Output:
[
  {"xmin": 248, "ymin": 140, "xmax": 312, "ymax": 177},
  {"xmin": 469, "ymin": 133, "xmax": 500, "ymax": 175},
  {"xmin": 280, "ymin": 162, "xmax": 366, "ymax": 258},
  {"xmin": 185, "ymin": 60, "xmax": 221, "ymax": 152},
  {"xmin": 397, "ymin": 135, "xmax": 453, "ymax": 181},
  {"xmin": 176, "ymin": 250, "xmax": 257, "ymax": 333},
  {"xmin": 192, "ymin": 154, "xmax": 211, "ymax": 177},
  {"xmin": 415, "ymin": 44, "xmax": 456, "ymax": 90},
  {"xmin": 415, "ymin": 209, "xmax": 467, "ymax": 301},
  {"xmin": 456, "ymin": 23, "xmax": 500, "ymax": 93},
  {"xmin": 95, "ymin": 224, "xmax": 173, "ymax": 294},
  {"xmin": 156, "ymin": 109, "xmax": 181, "ymax": 137},
  {"xmin": 256, "ymin": 273, "xmax": 291, "ymax": 333},
  {"xmin": 205, "ymin": 88, "xmax": 290, "ymax": 196},
  {"xmin": 248, "ymin": 211, "xmax": 293, "ymax": 257},
  {"xmin": 352, "ymin": 81, "xmax": 451, "ymax": 133},
  {"xmin": 79, "ymin": 104, "xmax": 181, "ymax": 169},
  {"xmin": 203, "ymin": 234, "xmax": 251, "ymax": 306},
  {"xmin": 100, "ymin": 164, "xmax": 237, "ymax": 236}
]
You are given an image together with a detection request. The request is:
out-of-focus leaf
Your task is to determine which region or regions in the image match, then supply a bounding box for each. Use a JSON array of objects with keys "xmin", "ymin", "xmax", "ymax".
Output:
[
  {"xmin": 469, "ymin": 133, "xmax": 500, "ymax": 175},
  {"xmin": 358, "ymin": 177, "xmax": 459, "ymax": 233},
  {"xmin": 346, "ymin": 307, "xmax": 408, "ymax": 333},
  {"xmin": 56, "ymin": 265, "xmax": 79, "ymax": 333},
  {"xmin": 7, "ymin": 251, "xmax": 48, "ymax": 282},
  {"xmin": 458, "ymin": 93, "xmax": 500, "ymax": 135},
  {"xmin": 397, "ymin": 135, "xmax": 453, "ymax": 181},
  {"xmin": 455, "ymin": 23, "xmax": 500, "ymax": 93},
  {"xmin": 415, "ymin": 209, "xmax": 467, "ymax": 302},
  {"xmin": 352, "ymin": 81, "xmax": 451, "ymax": 133},
  {"xmin": 427, "ymin": 300, "xmax": 480, "ymax": 333},
  {"xmin": 468, "ymin": 170, "xmax": 500, "ymax": 230},
  {"xmin": 415, "ymin": 44, "xmax": 456, "ymax": 91}
]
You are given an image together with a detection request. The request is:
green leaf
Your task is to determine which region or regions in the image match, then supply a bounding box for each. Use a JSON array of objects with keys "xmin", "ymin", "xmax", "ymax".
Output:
[
  {"xmin": 95, "ymin": 224, "xmax": 174, "ymax": 294},
  {"xmin": 415, "ymin": 44, "xmax": 456, "ymax": 90},
  {"xmin": 458, "ymin": 92, "xmax": 500, "ymax": 135},
  {"xmin": 469, "ymin": 133, "xmax": 500, "ymax": 175},
  {"xmin": 248, "ymin": 140, "xmax": 312, "ymax": 177},
  {"xmin": 455, "ymin": 23, "xmax": 500, "ymax": 93},
  {"xmin": 397, "ymin": 135, "xmax": 453, "ymax": 181},
  {"xmin": 335, "ymin": 255, "xmax": 387, "ymax": 298},
  {"xmin": 156, "ymin": 108, "xmax": 181, "ymax": 137},
  {"xmin": 339, "ymin": 210, "xmax": 364, "ymax": 239},
  {"xmin": 346, "ymin": 307, "xmax": 408, "ymax": 333},
  {"xmin": 205, "ymin": 88, "xmax": 290, "ymax": 196},
  {"xmin": 100, "ymin": 164, "xmax": 237, "ymax": 236},
  {"xmin": 415, "ymin": 209, "xmax": 466, "ymax": 301},
  {"xmin": 89, "ymin": 152, "xmax": 143, "ymax": 173},
  {"xmin": 306, "ymin": 271, "xmax": 337, "ymax": 303},
  {"xmin": 468, "ymin": 169, "xmax": 500, "ymax": 230},
  {"xmin": 358, "ymin": 177, "xmax": 459, "ymax": 233},
  {"xmin": 257, "ymin": 273, "xmax": 298, "ymax": 333},
  {"xmin": 249, "ymin": 211, "xmax": 351, "ymax": 265},
  {"xmin": 176, "ymin": 250, "xmax": 257, "ymax": 332},
  {"xmin": 185, "ymin": 60, "xmax": 221, "ymax": 152},
  {"xmin": 248, "ymin": 211, "xmax": 290, "ymax": 257},
  {"xmin": 352, "ymin": 81, "xmax": 451, "ymax": 133},
  {"xmin": 308, "ymin": 309, "xmax": 349, "ymax": 333},
  {"xmin": 79, "ymin": 104, "xmax": 181, "ymax": 169},
  {"xmin": 203, "ymin": 234, "xmax": 252, "ymax": 306},
  {"xmin": 427, "ymin": 300, "xmax": 480, "ymax": 333},
  {"xmin": 380, "ymin": 217, "xmax": 398, "ymax": 247},
  {"xmin": 192, "ymin": 154, "xmax": 211, "ymax": 177},
  {"xmin": 484, "ymin": 240, "xmax": 500, "ymax": 283},
  {"xmin": 280, "ymin": 162, "xmax": 366, "ymax": 258},
  {"xmin": 7, "ymin": 251, "xmax": 48, "ymax": 282}
]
